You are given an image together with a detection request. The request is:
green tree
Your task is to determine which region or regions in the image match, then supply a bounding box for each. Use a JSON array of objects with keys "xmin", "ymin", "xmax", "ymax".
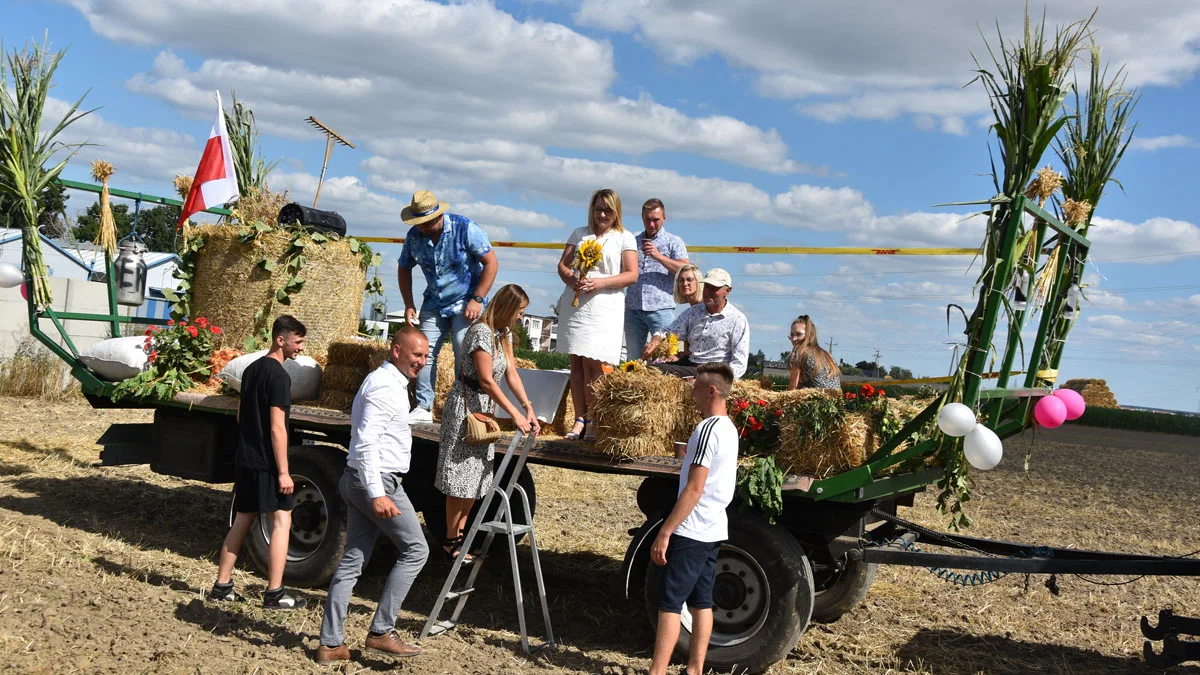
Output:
[
  {"xmin": 73, "ymin": 202, "xmax": 181, "ymax": 253},
  {"xmin": 0, "ymin": 181, "xmax": 68, "ymax": 236},
  {"xmin": 888, "ymin": 365, "xmax": 914, "ymax": 380},
  {"xmin": 513, "ymin": 322, "xmax": 533, "ymax": 351}
]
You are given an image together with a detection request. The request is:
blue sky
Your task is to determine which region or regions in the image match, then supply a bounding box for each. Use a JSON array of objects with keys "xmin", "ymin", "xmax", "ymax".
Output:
[{"xmin": 4, "ymin": 0, "xmax": 1199, "ymax": 411}]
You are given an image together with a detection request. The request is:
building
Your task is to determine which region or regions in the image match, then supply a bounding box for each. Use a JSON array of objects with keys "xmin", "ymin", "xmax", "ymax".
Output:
[{"xmin": 520, "ymin": 313, "xmax": 557, "ymax": 352}]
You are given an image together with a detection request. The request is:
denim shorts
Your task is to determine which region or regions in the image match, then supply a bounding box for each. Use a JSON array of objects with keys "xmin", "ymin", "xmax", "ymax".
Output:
[{"xmin": 657, "ymin": 534, "xmax": 722, "ymax": 613}]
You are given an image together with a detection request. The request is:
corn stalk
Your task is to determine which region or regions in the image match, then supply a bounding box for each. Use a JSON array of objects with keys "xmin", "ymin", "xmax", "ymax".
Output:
[
  {"xmin": 0, "ymin": 38, "xmax": 93, "ymax": 308},
  {"xmin": 936, "ymin": 12, "xmax": 1091, "ymax": 530},
  {"xmin": 224, "ymin": 92, "xmax": 278, "ymax": 196}
]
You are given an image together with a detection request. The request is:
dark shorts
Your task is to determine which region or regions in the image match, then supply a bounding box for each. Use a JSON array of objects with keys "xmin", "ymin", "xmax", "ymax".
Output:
[
  {"xmin": 657, "ymin": 534, "xmax": 722, "ymax": 614},
  {"xmin": 233, "ymin": 466, "xmax": 295, "ymax": 514}
]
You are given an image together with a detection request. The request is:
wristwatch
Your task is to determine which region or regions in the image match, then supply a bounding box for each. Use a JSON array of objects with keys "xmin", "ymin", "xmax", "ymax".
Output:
[{"xmin": 470, "ymin": 294, "xmax": 485, "ymax": 303}]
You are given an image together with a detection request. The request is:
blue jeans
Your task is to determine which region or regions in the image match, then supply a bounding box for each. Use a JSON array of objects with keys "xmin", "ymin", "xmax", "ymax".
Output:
[
  {"xmin": 319, "ymin": 469, "xmax": 429, "ymax": 646},
  {"xmin": 624, "ymin": 307, "xmax": 675, "ymax": 362},
  {"xmin": 415, "ymin": 307, "xmax": 471, "ymax": 410}
]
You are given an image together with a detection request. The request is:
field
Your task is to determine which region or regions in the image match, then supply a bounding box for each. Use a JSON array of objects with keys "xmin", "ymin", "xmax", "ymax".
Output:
[{"xmin": 1, "ymin": 395, "xmax": 1199, "ymax": 674}]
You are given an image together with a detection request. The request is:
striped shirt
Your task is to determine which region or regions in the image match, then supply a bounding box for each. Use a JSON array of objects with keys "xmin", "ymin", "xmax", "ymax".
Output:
[{"xmin": 676, "ymin": 415, "xmax": 739, "ymax": 543}]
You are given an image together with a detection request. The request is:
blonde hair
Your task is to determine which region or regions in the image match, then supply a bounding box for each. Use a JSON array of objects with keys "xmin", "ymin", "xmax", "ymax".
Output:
[
  {"xmin": 673, "ymin": 263, "xmax": 703, "ymax": 305},
  {"xmin": 479, "ymin": 284, "xmax": 529, "ymax": 339},
  {"xmin": 787, "ymin": 315, "xmax": 838, "ymax": 381},
  {"xmin": 588, "ymin": 188, "xmax": 625, "ymax": 235}
]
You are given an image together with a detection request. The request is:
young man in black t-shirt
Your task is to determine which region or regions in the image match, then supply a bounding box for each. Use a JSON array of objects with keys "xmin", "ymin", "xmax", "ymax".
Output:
[{"xmin": 208, "ymin": 316, "xmax": 309, "ymax": 610}]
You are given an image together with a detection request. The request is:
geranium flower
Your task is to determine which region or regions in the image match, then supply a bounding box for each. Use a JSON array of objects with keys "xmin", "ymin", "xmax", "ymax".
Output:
[
  {"xmin": 757, "ymin": 399, "xmax": 767, "ymax": 407},
  {"xmin": 144, "ymin": 328, "xmax": 153, "ymax": 336},
  {"xmin": 210, "ymin": 326, "xmax": 222, "ymax": 335},
  {"xmin": 149, "ymin": 351, "xmax": 158, "ymax": 362},
  {"xmin": 167, "ymin": 319, "xmax": 174, "ymax": 326},
  {"xmin": 878, "ymin": 388, "xmax": 886, "ymax": 397},
  {"xmin": 861, "ymin": 383, "xmax": 876, "ymax": 397},
  {"xmin": 774, "ymin": 409, "xmax": 783, "ymax": 418},
  {"xmin": 187, "ymin": 326, "xmax": 199, "ymax": 338},
  {"xmin": 845, "ymin": 392, "xmax": 857, "ymax": 400},
  {"xmin": 195, "ymin": 317, "xmax": 209, "ymax": 329}
]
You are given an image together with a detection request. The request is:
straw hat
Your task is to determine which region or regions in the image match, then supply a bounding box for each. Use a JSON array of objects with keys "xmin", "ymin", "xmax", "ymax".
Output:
[
  {"xmin": 701, "ymin": 268, "xmax": 733, "ymax": 288},
  {"xmin": 401, "ymin": 190, "xmax": 449, "ymax": 226}
]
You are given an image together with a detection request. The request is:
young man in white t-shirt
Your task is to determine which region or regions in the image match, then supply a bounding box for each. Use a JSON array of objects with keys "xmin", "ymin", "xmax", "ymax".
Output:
[{"xmin": 649, "ymin": 362, "xmax": 738, "ymax": 675}]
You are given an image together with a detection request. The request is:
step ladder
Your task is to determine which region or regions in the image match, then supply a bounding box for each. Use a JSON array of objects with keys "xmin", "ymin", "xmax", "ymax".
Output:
[{"xmin": 421, "ymin": 431, "xmax": 555, "ymax": 654}]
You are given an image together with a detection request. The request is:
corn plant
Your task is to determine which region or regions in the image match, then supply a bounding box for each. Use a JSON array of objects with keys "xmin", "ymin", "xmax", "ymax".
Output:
[
  {"xmin": 224, "ymin": 92, "xmax": 278, "ymax": 196},
  {"xmin": 0, "ymin": 37, "xmax": 93, "ymax": 308}
]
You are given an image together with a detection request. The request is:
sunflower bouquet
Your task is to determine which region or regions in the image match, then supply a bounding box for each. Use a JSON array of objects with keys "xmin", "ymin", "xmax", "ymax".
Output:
[
  {"xmin": 571, "ymin": 237, "xmax": 605, "ymax": 307},
  {"xmin": 649, "ymin": 332, "xmax": 681, "ymax": 360}
]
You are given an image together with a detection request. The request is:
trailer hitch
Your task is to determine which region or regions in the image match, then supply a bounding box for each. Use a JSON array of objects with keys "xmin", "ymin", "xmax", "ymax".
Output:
[{"xmin": 1142, "ymin": 609, "xmax": 1200, "ymax": 668}]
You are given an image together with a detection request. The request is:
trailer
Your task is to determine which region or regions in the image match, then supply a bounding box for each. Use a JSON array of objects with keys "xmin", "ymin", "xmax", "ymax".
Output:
[{"xmin": 18, "ymin": 181, "xmax": 1200, "ymax": 674}]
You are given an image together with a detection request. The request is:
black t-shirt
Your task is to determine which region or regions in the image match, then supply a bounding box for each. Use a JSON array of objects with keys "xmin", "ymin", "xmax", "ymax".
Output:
[{"xmin": 236, "ymin": 356, "xmax": 291, "ymax": 470}]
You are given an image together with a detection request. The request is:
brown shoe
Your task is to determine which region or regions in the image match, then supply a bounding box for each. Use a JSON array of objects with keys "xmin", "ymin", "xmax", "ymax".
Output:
[
  {"xmin": 314, "ymin": 643, "xmax": 350, "ymax": 665},
  {"xmin": 364, "ymin": 630, "xmax": 421, "ymax": 658}
]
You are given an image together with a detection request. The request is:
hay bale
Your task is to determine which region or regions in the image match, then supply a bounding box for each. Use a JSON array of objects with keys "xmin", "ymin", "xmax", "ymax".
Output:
[
  {"xmin": 189, "ymin": 225, "xmax": 367, "ymax": 353},
  {"xmin": 326, "ymin": 338, "xmax": 389, "ymax": 370},
  {"xmin": 317, "ymin": 389, "xmax": 356, "ymax": 411},
  {"xmin": 1062, "ymin": 378, "xmax": 1119, "ymax": 408},
  {"xmin": 322, "ymin": 364, "xmax": 372, "ymax": 392},
  {"xmin": 591, "ymin": 370, "xmax": 692, "ymax": 459},
  {"xmin": 432, "ymin": 342, "xmax": 456, "ymax": 421},
  {"xmin": 515, "ymin": 357, "xmax": 537, "ymax": 370}
]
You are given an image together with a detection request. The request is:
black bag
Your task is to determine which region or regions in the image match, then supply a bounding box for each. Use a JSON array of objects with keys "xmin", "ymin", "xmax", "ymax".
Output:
[{"xmin": 277, "ymin": 203, "xmax": 347, "ymax": 237}]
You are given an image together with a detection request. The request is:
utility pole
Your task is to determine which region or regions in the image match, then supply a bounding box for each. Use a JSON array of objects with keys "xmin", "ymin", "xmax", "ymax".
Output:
[
  {"xmin": 872, "ymin": 349, "xmax": 882, "ymax": 379},
  {"xmin": 827, "ymin": 337, "xmax": 836, "ymax": 355}
]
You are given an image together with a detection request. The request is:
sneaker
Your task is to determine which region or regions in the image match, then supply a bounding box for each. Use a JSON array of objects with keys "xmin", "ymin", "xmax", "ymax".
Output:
[
  {"xmin": 314, "ymin": 644, "xmax": 351, "ymax": 666},
  {"xmin": 206, "ymin": 582, "xmax": 244, "ymax": 603},
  {"xmin": 262, "ymin": 587, "xmax": 308, "ymax": 611},
  {"xmin": 364, "ymin": 630, "xmax": 421, "ymax": 658},
  {"xmin": 410, "ymin": 407, "xmax": 434, "ymax": 424}
]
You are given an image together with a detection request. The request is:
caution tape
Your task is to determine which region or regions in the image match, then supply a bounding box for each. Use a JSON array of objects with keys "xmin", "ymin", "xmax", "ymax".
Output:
[
  {"xmin": 859, "ymin": 371, "xmax": 1024, "ymax": 387},
  {"xmin": 356, "ymin": 236, "xmax": 979, "ymax": 256}
]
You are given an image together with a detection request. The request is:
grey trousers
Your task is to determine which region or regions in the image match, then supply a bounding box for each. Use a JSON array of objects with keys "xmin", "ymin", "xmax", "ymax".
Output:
[{"xmin": 319, "ymin": 468, "xmax": 429, "ymax": 646}]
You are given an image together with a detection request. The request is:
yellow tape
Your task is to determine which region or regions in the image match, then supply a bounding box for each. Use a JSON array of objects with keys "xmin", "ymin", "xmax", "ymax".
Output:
[
  {"xmin": 860, "ymin": 371, "xmax": 1024, "ymax": 387},
  {"xmin": 356, "ymin": 237, "xmax": 979, "ymax": 256}
]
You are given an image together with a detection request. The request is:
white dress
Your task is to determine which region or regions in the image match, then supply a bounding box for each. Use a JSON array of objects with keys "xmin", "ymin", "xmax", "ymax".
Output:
[{"xmin": 555, "ymin": 226, "xmax": 637, "ymax": 364}]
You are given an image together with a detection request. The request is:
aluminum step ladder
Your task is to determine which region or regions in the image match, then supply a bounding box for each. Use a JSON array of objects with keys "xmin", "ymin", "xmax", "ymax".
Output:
[{"xmin": 421, "ymin": 430, "xmax": 555, "ymax": 654}]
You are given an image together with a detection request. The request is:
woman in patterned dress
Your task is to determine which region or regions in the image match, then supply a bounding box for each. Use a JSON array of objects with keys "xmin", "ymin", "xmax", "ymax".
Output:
[
  {"xmin": 436, "ymin": 284, "xmax": 539, "ymax": 560},
  {"xmin": 787, "ymin": 315, "xmax": 842, "ymax": 390},
  {"xmin": 554, "ymin": 188, "xmax": 639, "ymax": 440}
]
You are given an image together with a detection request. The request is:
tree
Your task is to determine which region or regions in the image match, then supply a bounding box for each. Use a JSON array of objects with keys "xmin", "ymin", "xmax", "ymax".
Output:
[
  {"xmin": 888, "ymin": 365, "xmax": 914, "ymax": 380},
  {"xmin": 746, "ymin": 349, "xmax": 766, "ymax": 376},
  {"xmin": 73, "ymin": 202, "xmax": 182, "ymax": 253},
  {"xmin": 0, "ymin": 181, "xmax": 68, "ymax": 236},
  {"xmin": 513, "ymin": 322, "xmax": 533, "ymax": 351}
]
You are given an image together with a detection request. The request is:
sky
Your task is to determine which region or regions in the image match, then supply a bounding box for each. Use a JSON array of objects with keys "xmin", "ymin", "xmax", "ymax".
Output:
[{"xmin": 3, "ymin": 0, "xmax": 1199, "ymax": 412}]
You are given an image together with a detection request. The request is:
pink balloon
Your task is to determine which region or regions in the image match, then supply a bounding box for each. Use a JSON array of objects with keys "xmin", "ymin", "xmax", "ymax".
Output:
[
  {"xmin": 19, "ymin": 282, "xmax": 27, "ymax": 301},
  {"xmin": 1034, "ymin": 395, "xmax": 1067, "ymax": 429},
  {"xmin": 1052, "ymin": 388, "xmax": 1086, "ymax": 421}
]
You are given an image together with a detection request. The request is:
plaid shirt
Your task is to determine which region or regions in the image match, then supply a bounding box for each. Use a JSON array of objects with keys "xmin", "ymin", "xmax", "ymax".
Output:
[{"xmin": 625, "ymin": 229, "xmax": 689, "ymax": 312}]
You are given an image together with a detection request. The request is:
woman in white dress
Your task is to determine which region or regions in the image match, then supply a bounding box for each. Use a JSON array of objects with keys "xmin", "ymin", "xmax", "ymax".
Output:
[{"xmin": 555, "ymin": 188, "xmax": 638, "ymax": 440}]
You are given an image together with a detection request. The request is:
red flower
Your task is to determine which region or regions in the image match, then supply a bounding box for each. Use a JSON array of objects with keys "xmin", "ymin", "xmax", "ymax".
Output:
[
  {"xmin": 757, "ymin": 399, "xmax": 767, "ymax": 407},
  {"xmin": 845, "ymin": 392, "xmax": 857, "ymax": 400},
  {"xmin": 149, "ymin": 351, "xmax": 158, "ymax": 362},
  {"xmin": 187, "ymin": 326, "xmax": 199, "ymax": 338},
  {"xmin": 167, "ymin": 319, "xmax": 174, "ymax": 326},
  {"xmin": 210, "ymin": 326, "xmax": 222, "ymax": 335},
  {"xmin": 878, "ymin": 388, "xmax": 886, "ymax": 397},
  {"xmin": 774, "ymin": 409, "xmax": 783, "ymax": 418},
  {"xmin": 195, "ymin": 317, "xmax": 209, "ymax": 328},
  {"xmin": 860, "ymin": 383, "xmax": 876, "ymax": 398},
  {"xmin": 747, "ymin": 416, "xmax": 757, "ymax": 426},
  {"xmin": 144, "ymin": 328, "xmax": 153, "ymax": 336}
]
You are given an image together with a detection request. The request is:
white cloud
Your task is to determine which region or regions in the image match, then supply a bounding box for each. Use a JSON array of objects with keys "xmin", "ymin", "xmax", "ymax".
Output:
[
  {"xmin": 743, "ymin": 261, "xmax": 796, "ymax": 275},
  {"xmin": 454, "ymin": 202, "xmax": 567, "ymax": 233},
  {"xmin": 1088, "ymin": 216, "xmax": 1200, "ymax": 262},
  {"xmin": 576, "ymin": 0, "xmax": 1200, "ymax": 132},
  {"xmin": 1128, "ymin": 134, "xmax": 1198, "ymax": 151}
]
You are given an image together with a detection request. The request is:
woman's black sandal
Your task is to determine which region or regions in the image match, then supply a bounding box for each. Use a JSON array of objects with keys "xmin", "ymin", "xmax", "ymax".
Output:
[
  {"xmin": 441, "ymin": 535, "xmax": 474, "ymax": 564},
  {"xmin": 564, "ymin": 417, "xmax": 587, "ymax": 440}
]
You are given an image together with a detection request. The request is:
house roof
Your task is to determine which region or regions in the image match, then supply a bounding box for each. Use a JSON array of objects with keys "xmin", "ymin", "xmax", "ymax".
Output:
[{"xmin": 0, "ymin": 227, "xmax": 178, "ymax": 271}]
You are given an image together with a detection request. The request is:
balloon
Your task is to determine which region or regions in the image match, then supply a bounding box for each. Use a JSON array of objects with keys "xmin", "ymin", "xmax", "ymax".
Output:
[
  {"xmin": 964, "ymin": 423, "xmax": 1003, "ymax": 470},
  {"xmin": 937, "ymin": 402, "xmax": 977, "ymax": 437},
  {"xmin": 0, "ymin": 261, "xmax": 21, "ymax": 288},
  {"xmin": 1034, "ymin": 395, "xmax": 1067, "ymax": 429},
  {"xmin": 1052, "ymin": 388, "xmax": 1086, "ymax": 420},
  {"xmin": 19, "ymin": 282, "xmax": 28, "ymax": 301}
]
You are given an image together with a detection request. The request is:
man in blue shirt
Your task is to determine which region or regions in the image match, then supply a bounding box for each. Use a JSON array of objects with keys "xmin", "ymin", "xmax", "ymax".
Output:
[
  {"xmin": 398, "ymin": 190, "xmax": 499, "ymax": 422},
  {"xmin": 625, "ymin": 198, "xmax": 689, "ymax": 361}
]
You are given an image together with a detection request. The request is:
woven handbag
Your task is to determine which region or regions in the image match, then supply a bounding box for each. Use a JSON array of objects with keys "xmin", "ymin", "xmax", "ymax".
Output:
[{"xmin": 464, "ymin": 411, "xmax": 502, "ymax": 445}]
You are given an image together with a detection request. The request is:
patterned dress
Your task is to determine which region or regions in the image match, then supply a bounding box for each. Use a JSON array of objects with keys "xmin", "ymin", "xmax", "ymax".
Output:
[
  {"xmin": 436, "ymin": 322, "xmax": 506, "ymax": 500},
  {"xmin": 793, "ymin": 354, "xmax": 842, "ymax": 390}
]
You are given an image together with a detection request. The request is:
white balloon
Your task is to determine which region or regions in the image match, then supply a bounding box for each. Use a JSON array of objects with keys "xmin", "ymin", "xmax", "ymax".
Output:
[
  {"xmin": 936, "ymin": 402, "xmax": 977, "ymax": 437},
  {"xmin": 964, "ymin": 423, "xmax": 1003, "ymax": 470},
  {"xmin": 0, "ymin": 261, "xmax": 22, "ymax": 289}
]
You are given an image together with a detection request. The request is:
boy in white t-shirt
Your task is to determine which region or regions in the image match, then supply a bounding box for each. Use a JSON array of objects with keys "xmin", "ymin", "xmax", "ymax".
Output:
[{"xmin": 649, "ymin": 362, "xmax": 738, "ymax": 675}]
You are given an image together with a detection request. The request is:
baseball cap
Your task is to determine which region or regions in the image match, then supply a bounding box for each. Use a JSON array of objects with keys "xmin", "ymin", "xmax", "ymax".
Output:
[{"xmin": 701, "ymin": 268, "xmax": 732, "ymax": 288}]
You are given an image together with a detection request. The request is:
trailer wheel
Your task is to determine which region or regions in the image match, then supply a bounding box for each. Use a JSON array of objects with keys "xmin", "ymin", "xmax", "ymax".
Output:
[
  {"xmin": 810, "ymin": 552, "xmax": 876, "ymax": 623},
  {"xmin": 644, "ymin": 512, "xmax": 814, "ymax": 674},
  {"xmin": 239, "ymin": 444, "xmax": 347, "ymax": 588}
]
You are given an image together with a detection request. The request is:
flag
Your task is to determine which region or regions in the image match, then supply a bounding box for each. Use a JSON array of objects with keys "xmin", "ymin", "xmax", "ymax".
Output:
[{"xmin": 178, "ymin": 91, "xmax": 240, "ymax": 229}]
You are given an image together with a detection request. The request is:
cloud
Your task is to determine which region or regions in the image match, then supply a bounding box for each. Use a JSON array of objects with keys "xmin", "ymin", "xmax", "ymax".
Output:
[
  {"xmin": 1128, "ymin": 134, "xmax": 1198, "ymax": 151},
  {"xmin": 1088, "ymin": 216, "xmax": 1200, "ymax": 262},
  {"xmin": 576, "ymin": 0, "xmax": 1200, "ymax": 132},
  {"xmin": 743, "ymin": 261, "xmax": 796, "ymax": 275}
]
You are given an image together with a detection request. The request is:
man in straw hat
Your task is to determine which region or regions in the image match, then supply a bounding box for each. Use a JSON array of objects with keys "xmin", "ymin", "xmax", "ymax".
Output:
[
  {"xmin": 398, "ymin": 190, "xmax": 499, "ymax": 423},
  {"xmin": 643, "ymin": 268, "xmax": 749, "ymax": 379},
  {"xmin": 316, "ymin": 325, "xmax": 430, "ymax": 665},
  {"xmin": 625, "ymin": 198, "xmax": 690, "ymax": 363}
]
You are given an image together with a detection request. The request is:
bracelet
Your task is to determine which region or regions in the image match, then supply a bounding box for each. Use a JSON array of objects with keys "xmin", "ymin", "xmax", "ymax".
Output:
[{"xmin": 523, "ymin": 400, "xmax": 534, "ymax": 409}]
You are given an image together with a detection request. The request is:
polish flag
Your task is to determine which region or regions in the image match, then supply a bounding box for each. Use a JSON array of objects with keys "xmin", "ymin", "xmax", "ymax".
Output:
[{"xmin": 178, "ymin": 91, "xmax": 240, "ymax": 229}]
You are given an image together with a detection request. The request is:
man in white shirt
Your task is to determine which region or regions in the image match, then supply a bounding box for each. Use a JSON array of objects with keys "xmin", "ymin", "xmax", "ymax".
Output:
[
  {"xmin": 643, "ymin": 268, "xmax": 750, "ymax": 379},
  {"xmin": 649, "ymin": 362, "xmax": 739, "ymax": 675},
  {"xmin": 316, "ymin": 326, "xmax": 431, "ymax": 665}
]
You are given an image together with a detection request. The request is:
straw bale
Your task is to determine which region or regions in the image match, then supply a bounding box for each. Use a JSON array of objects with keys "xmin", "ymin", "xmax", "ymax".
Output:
[
  {"xmin": 326, "ymin": 338, "xmax": 389, "ymax": 370},
  {"xmin": 322, "ymin": 365, "xmax": 372, "ymax": 392},
  {"xmin": 515, "ymin": 357, "xmax": 537, "ymax": 370},
  {"xmin": 1062, "ymin": 377, "xmax": 1119, "ymax": 408},
  {"xmin": 591, "ymin": 370, "xmax": 692, "ymax": 459},
  {"xmin": 317, "ymin": 389, "xmax": 356, "ymax": 411},
  {"xmin": 432, "ymin": 342, "xmax": 457, "ymax": 421},
  {"xmin": 189, "ymin": 225, "xmax": 367, "ymax": 353}
]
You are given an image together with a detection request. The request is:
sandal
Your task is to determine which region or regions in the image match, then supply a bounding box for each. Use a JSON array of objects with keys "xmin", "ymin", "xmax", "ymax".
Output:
[
  {"xmin": 441, "ymin": 535, "xmax": 475, "ymax": 564},
  {"xmin": 564, "ymin": 417, "xmax": 586, "ymax": 440}
]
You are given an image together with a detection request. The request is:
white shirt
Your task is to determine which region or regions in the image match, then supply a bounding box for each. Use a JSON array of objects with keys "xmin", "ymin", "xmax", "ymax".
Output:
[
  {"xmin": 348, "ymin": 361, "xmax": 413, "ymax": 499},
  {"xmin": 676, "ymin": 415, "xmax": 739, "ymax": 543},
  {"xmin": 661, "ymin": 300, "xmax": 751, "ymax": 378}
]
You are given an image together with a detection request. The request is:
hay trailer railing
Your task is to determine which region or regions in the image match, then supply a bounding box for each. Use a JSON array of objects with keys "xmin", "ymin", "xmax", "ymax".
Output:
[{"xmin": 23, "ymin": 179, "xmax": 232, "ymax": 401}]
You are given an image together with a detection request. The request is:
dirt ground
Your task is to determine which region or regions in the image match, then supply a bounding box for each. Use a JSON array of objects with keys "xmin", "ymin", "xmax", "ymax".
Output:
[{"xmin": 1, "ymin": 395, "xmax": 1199, "ymax": 674}]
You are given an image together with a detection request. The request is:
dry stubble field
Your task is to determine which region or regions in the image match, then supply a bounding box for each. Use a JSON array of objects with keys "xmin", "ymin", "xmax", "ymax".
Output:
[{"xmin": 1, "ymin": 395, "xmax": 1199, "ymax": 674}]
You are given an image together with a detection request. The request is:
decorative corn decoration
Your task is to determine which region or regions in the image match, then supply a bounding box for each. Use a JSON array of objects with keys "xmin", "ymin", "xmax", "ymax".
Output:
[
  {"xmin": 570, "ymin": 237, "xmax": 604, "ymax": 307},
  {"xmin": 91, "ymin": 159, "xmax": 117, "ymax": 257},
  {"xmin": 174, "ymin": 175, "xmax": 194, "ymax": 241}
]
